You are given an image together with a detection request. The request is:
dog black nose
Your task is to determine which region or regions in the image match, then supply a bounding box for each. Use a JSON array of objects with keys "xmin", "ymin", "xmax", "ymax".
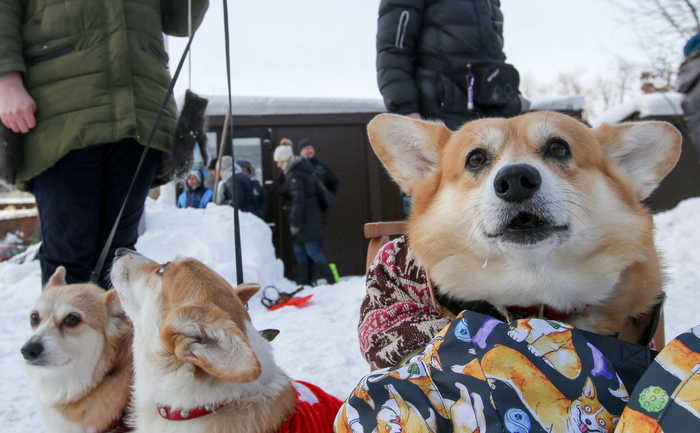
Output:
[
  {"xmin": 494, "ymin": 164, "xmax": 542, "ymax": 203},
  {"xmin": 21, "ymin": 341, "xmax": 44, "ymax": 361},
  {"xmin": 115, "ymin": 248, "xmax": 134, "ymax": 258}
]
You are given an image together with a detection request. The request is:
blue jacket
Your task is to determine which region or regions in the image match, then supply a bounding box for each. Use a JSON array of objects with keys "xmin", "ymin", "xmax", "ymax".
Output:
[{"xmin": 177, "ymin": 186, "xmax": 213, "ymax": 209}]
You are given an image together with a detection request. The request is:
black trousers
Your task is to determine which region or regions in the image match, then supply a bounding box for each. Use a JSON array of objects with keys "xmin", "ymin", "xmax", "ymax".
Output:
[{"xmin": 32, "ymin": 139, "xmax": 161, "ymax": 288}]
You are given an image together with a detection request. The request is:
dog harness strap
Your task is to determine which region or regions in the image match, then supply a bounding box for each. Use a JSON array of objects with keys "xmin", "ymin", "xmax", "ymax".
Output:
[{"xmin": 156, "ymin": 400, "xmax": 230, "ymax": 421}]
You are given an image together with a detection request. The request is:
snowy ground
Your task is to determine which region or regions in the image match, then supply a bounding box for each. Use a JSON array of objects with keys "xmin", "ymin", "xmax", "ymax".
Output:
[{"xmin": 1, "ymin": 197, "xmax": 699, "ymax": 432}]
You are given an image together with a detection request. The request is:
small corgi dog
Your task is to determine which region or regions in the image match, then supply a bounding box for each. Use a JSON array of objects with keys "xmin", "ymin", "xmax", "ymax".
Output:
[
  {"xmin": 367, "ymin": 111, "xmax": 682, "ymax": 341},
  {"xmin": 110, "ymin": 249, "xmax": 341, "ymax": 433},
  {"xmin": 21, "ymin": 266, "xmax": 133, "ymax": 433}
]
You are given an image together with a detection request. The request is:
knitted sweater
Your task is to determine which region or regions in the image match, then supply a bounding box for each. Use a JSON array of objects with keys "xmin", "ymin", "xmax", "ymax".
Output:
[{"xmin": 358, "ymin": 235, "xmax": 450, "ymax": 370}]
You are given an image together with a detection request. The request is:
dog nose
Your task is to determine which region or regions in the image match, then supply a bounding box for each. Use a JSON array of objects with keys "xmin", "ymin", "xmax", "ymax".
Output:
[
  {"xmin": 21, "ymin": 341, "xmax": 44, "ymax": 361},
  {"xmin": 115, "ymin": 248, "xmax": 134, "ymax": 258},
  {"xmin": 493, "ymin": 164, "xmax": 542, "ymax": 203}
]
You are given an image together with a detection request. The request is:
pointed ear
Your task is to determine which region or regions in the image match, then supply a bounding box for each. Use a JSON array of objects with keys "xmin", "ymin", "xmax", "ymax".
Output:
[
  {"xmin": 46, "ymin": 266, "xmax": 67, "ymax": 288},
  {"xmin": 583, "ymin": 377, "xmax": 597, "ymax": 399},
  {"xmin": 104, "ymin": 290, "xmax": 132, "ymax": 339},
  {"xmin": 367, "ymin": 113, "xmax": 451, "ymax": 195},
  {"xmin": 594, "ymin": 121, "xmax": 682, "ymax": 200},
  {"xmin": 260, "ymin": 328, "xmax": 280, "ymax": 341},
  {"xmin": 161, "ymin": 306, "xmax": 261, "ymax": 382},
  {"xmin": 234, "ymin": 283, "xmax": 260, "ymax": 304}
]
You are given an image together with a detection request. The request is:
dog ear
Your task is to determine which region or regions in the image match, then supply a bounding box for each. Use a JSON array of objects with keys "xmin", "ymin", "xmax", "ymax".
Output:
[
  {"xmin": 594, "ymin": 121, "xmax": 681, "ymax": 200},
  {"xmin": 104, "ymin": 290, "xmax": 132, "ymax": 340},
  {"xmin": 45, "ymin": 266, "xmax": 67, "ymax": 288},
  {"xmin": 234, "ymin": 283, "xmax": 260, "ymax": 304},
  {"xmin": 367, "ymin": 113, "xmax": 451, "ymax": 195},
  {"xmin": 161, "ymin": 306, "xmax": 261, "ymax": 383}
]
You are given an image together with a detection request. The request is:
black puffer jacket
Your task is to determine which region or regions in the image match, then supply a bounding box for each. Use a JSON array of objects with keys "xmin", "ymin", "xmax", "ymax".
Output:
[
  {"xmin": 377, "ymin": 0, "xmax": 521, "ymax": 128},
  {"xmin": 280, "ymin": 157, "xmax": 324, "ymax": 242}
]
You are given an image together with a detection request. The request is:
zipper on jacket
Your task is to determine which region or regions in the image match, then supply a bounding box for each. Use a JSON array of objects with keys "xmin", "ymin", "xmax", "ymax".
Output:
[
  {"xmin": 28, "ymin": 45, "xmax": 75, "ymax": 65},
  {"xmin": 395, "ymin": 10, "xmax": 410, "ymax": 49}
]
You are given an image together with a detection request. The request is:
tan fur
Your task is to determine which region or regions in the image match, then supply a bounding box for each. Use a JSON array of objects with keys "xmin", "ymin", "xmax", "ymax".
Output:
[
  {"xmin": 615, "ymin": 408, "xmax": 662, "ymax": 432},
  {"xmin": 115, "ymin": 256, "xmax": 299, "ymax": 433},
  {"xmin": 368, "ymin": 111, "xmax": 682, "ymax": 342},
  {"xmin": 27, "ymin": 271, "xmax": 133, "ymax": 432}
]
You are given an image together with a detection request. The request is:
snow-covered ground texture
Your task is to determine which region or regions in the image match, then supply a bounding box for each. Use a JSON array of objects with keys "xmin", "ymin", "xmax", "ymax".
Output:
[
  {"xmin": 2, "ymin": 197, "xmax": 700, "ymax": 432},
  {"xmin": 592, "ymin": 92, "xmax": 685, "ymax": 127}
]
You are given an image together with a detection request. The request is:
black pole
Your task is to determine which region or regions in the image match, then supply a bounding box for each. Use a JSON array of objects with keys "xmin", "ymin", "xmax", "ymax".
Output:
[{"xmin": 222, "ymin": 0, "xmax": 244, "ymax": 285}]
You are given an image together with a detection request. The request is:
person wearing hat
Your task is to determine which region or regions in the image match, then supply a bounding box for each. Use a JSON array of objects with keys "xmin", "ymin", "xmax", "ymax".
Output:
[
  {"xmin": 237, "ymin": 159, "xmax": 267, "ymax": 218},
  {"xmin": 274, "ymin": 140, "xmax": 337, "ymax": 286},
  {"xmin": 678, "ymin": 32, "xmax": 700, "ymax": 160},
  {"xmin": 177, "ymin": 167, "xmax": 213, "ymax": 209}
]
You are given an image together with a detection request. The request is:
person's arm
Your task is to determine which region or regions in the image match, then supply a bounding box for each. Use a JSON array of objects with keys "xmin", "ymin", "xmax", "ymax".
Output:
[
  {"xmin": 0, "ymin": 2, "xmax": 36, "ymax": 133},
  {"xmin": 200, "ymin": 189, "xmax": 213, "ymax": 208},
  {"xmin": 376, "ymin": 0, "xmax": 425, "ymax": 115},
  {"xmin": 161, "ymin": 0, "xmax": 210, "ymax": 36},
  {"xmin": 288, "ymin": 174, "xmax": 304, "ymax": 236},
  {"xmin": 177, "ymin": 192, "xmax": 186, "ymax": 208},
  {"xmin": 358, "ymin": 238, "xmax": 450, "ymax": 370}
]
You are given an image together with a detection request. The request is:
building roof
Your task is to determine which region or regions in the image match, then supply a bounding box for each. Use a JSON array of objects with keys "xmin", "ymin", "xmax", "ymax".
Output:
[{"xmin": 593, "ymin": 92, "xmax": 684, "ymax": 127}]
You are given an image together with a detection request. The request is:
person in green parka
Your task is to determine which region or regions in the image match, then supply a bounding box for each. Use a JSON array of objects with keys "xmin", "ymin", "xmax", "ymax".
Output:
[{"xmin": 0, "ymin": 0, "xmax": 209, "ymax": 288}]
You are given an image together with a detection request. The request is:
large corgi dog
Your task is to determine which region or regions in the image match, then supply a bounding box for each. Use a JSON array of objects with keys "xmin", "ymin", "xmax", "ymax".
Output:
[
  {"xmin": 110, "ymin": 249, "xmax": 341, "ymax": 433},
  {"xmin": 481, "ymin": 344, "xmax": 618, "ymax": 433},
  {"xmin": 21, "ymin": 267, "xmax": 133, "ymax": 433},
  {"xmin": 367, "ymin": 111, "xmax": 681, "ymax": 341}
]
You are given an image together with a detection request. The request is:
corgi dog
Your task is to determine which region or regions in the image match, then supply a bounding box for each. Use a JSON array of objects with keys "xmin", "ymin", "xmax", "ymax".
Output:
[
  {"xmin": 481, "ymin": 344, "xmax": 619, "ymax": 433},
  {"xmin": 110, "ymin": 249, "xmax": 341, "ymax": 433},
  {"xmin": 20, "ymin": 266, "xmax": 133, "ymax": 433},
  {"xmin": 367, "ymin": 111, "xmax": 682, "ymax": 341},
  {"xmin": 375, "ymin": 384, "xmax": 437, "ymax": 433},
  {"xmin": 507, "ymin": 318, "xmax": 581, "ymax": 379}
]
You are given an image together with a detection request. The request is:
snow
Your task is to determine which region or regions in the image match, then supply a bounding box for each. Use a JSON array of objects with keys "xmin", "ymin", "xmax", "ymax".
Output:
[
  {"xmin": 593, "ymin": 92, "xmax": 685, "ymax": 127},
  {"xmin": 192, "ymin": 94, "xmax": 386, "ymax": 116},
  {"xmin": 529, "ymin": 95, "xmax": 586, "ymax": 112},
  {"xmin": 0, "ymin": 208, "xmax": 38, "ymax": 221},
  {"xmin": 2, "ymin": 196, "xmax": 700, "ymax": 432}
]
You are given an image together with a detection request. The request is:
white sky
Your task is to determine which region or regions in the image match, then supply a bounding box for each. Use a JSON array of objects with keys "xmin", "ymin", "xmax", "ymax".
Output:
[{"xmin": 168, "ymin": 0, "xmax": 653, "ymax": 100}]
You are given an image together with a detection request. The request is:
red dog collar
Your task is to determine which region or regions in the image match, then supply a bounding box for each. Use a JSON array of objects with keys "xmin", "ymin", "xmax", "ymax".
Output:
[
  {"xmin": 507, "ymin": 304, "xmax": 588, "ymax": 322},
  {"xmin": 157, "ymin": 400, "xmax": 230, "ymax": 421}
]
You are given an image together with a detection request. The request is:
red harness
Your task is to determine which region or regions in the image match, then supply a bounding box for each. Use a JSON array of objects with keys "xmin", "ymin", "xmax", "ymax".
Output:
[
  {"xmin": 156, "ymin": 380, "xmax": 342, "ymax": 432},
  {"xmin": 101, "ymin": 410, "xmax": 131, "ymax": 433}
]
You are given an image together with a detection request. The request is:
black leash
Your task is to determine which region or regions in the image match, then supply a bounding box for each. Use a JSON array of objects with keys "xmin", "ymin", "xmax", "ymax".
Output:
[
  {"xmin": 89, "ymin": 27, "xmax": 199, "ymax": 284},
  {"xmin": 222, "ymin": 0, "xmax": 244, "ymax": 285}
]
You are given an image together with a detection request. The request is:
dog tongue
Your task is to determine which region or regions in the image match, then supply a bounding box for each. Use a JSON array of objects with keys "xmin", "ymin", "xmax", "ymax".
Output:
[{"xmin": 580, "ymin": 423, "xmax": 589, "ymax": 432}]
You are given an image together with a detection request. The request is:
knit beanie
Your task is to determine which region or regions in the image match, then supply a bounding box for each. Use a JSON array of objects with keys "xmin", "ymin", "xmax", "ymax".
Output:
[
  {"xmin": 684, "ymin": 32, "xmax": 700, "ymax": 58},
  {"xmin": 188, "ymin": 169, "xmax": 202, "ymax": 183},
  {"xmin": 274, "ymin": 145, "xmax": 293, "ymax": 162}
]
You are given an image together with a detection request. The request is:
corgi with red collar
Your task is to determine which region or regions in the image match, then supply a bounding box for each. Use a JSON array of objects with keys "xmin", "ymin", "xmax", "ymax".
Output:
[
  {"xmin": 368, "ymin": 111, "xmax": 681, "ymax": 342},
  {"xmin": 21, "ymin": 267, "xmax": 133, "ymax": 433},
  {"xmin": 110, "ymin": 250, "xmax": 341, "ymax": 433}
]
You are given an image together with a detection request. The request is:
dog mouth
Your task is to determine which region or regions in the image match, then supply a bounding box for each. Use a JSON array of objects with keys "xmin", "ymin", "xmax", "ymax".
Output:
[{"xmin": 486, "ymin": 212, "xmax": 569, "ymax": 244}]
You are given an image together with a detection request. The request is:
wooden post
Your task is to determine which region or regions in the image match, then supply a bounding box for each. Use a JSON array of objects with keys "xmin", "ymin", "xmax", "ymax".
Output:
[{"xmin": 213, "ymin": 109, "xmax": 231, "ymax": 202}]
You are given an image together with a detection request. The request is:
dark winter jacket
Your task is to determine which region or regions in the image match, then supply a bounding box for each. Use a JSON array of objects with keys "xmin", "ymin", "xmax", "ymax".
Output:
[
  {"xmin": 309, "ymin": 157, "xmax": 339, "ymax": 197},
  {"xmin": 249, "ymin": 178, "xmax": 268, "ymax": 219},
  {"xmin": 280, "ymin": 157, "xmax": 324, "ymax": 242},
  {"xmin": 678, "ymin": 51, "xmax": 700, "ymax": 158},
  {"xmin": 0, "ymin": 0, "xmax": 209, "ymax": 189},
  {"xmin": 177, "ymin": 186, "xmax": 213, "ymax": 209},
  {"xmin": 376, "ymin": 0, "xmax": 521, "ymax": 129},
  {"xmin": 221, "ymin": 173, "xmax": 256, "ymax": 213}
]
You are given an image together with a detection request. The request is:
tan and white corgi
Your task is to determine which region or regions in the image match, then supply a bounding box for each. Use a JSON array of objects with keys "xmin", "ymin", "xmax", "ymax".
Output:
[
  {"xmin": 110, "ymin": 249, "xmax": 341, "ymax": 433},
  {"xmin": 21, "ymin": 267, "xmax": 133, "ymax": 433},
  {"xmin": 367, "ymin": 111, "xmax": 682, "ymax": 341}
]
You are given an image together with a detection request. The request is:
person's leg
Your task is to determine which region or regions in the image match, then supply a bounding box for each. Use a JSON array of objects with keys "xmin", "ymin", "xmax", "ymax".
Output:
[
  {"xmin": 32, "ymin": 146, "xmax": 104, "ymax": 286},
  {"xmin": 292, "ymin": 240, "xmax": 311, "ymax": 286},
  {"xmin": 303, "ymin": 241, "xmax": 336, "ymax": 284},
  {"xmin": 98, "ymin": 139, "xmax": 161, "ymax": 288}
]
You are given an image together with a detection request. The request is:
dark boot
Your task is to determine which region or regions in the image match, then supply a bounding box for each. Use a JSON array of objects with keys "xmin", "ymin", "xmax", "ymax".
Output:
[
  {"xmin": 319, "ymin": 262, "xmax": 337, "ymax": 285},
  {"xmin": 295, "ymin": 261, "xmax": 311, "ymax": 286}
]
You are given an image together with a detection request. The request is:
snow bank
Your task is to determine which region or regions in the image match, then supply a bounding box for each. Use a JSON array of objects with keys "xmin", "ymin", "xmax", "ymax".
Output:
[
  {"xmin": 593, "ymin": 92, "xmax": 685, "ymax": 127},
  {"xmin": 2, "ymin": 197, "xmax": 700, "ymax": 432},
  {"xmin": 529, "ymin": 95, "xmax": 585, "ymax": 112}
]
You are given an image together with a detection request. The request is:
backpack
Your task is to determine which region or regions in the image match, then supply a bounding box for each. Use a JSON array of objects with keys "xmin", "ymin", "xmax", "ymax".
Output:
[{"xmin": 313, "ymin": 173, "xmax": 335, "ymax": 211}]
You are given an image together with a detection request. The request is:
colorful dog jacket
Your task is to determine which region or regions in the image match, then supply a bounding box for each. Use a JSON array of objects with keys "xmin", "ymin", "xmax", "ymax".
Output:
[{"xmin": 336, "ymin": 311, "xmax": 700, "ymax": 433}]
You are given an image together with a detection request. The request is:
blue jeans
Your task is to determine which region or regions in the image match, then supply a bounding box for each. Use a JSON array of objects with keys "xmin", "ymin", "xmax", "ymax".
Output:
[{"xmin": 292, "ymin": 240, "xmax": 329, "ymax": 266}]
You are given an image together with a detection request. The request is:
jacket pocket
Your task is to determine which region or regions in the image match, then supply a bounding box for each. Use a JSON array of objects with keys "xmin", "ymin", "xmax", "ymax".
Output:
[{"xmin": 27, "ymin": 44, "xmax": 75, "ymax": 65}]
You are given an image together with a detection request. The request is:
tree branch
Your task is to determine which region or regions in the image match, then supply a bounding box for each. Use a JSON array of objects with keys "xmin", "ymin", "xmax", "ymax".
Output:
[{"xmin": 682, "ymin": 0, "xmax": 700, "ymax": 33}]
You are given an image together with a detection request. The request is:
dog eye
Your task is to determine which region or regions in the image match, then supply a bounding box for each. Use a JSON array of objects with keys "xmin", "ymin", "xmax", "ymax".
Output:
[
  {"xmin": 599, "ymin": 419, "xmax": 606, "ymax": 427},
  {"xmin": 62, "ymin": 313, "xmax": 81, "ymax": 328},
  {"xmin": 30, "ymin": 311, "xmax": 40, "ymax": 327},
  {"xmin": 584, "ymin": 405, "xmax": 592, "ymax": 413},
  {"xmin": 544, "ymin": 137, "xmax": 571, "ymax": 160},
  {"xmin": 465, "ymin": 149, "xmax": 488, "ymax": 171},
  {"xmin": 156, "ymin": 262, "xmax": 170, "ymax": 276}
]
